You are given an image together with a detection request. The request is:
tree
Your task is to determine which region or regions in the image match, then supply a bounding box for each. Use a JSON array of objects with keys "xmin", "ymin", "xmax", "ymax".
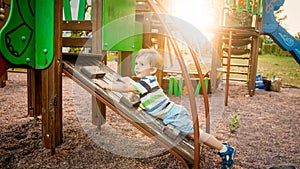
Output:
[
  {"xmin": 274, "ymin": 7, "xmax": 287, "ymax": 28},
  {"xmin": 295, "ymin": 32, "xmax": 300, "ymax": 41}
]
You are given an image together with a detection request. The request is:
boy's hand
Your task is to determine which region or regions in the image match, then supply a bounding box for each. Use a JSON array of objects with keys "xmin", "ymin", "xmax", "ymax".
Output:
[
  {"xmin": 94, "ymin": 79, "xmax": 111, "ymax": 90},
  {"xmin": 119, "ymin": 76, "xmax": 131, "ymax": 83}
]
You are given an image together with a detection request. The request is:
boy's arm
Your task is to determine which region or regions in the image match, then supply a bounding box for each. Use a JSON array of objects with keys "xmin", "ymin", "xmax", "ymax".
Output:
[{"xmin": 94, "ymin": 79, "xmax": 137, "ymax": 93}]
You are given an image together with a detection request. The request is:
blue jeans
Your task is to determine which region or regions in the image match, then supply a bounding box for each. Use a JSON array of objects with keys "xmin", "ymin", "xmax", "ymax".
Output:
[{"xmin": 162, "ymin": 104, "xmax": 194, "ymax": 134}]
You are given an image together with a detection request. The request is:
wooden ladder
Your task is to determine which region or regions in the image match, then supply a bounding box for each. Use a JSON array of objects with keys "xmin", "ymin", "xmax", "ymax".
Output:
[{"xmin": 222, "ymin": 29, "xmax": 253, "ymax": 83}]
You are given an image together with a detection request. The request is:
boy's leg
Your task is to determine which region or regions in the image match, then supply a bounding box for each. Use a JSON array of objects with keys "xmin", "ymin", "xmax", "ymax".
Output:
[{"xmin": 199, "ymin": 130, "xmax": 223, "ymax": 150}]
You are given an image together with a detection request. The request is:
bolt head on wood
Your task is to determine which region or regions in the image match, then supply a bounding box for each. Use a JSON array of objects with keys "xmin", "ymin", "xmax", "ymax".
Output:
[
  {"xmin": 0, "ymin": 8, "xmax": 5, "ymax": 14},
  {"xmin": 0, "ymin": 14, "xmax": 5, "ymax": 20}
]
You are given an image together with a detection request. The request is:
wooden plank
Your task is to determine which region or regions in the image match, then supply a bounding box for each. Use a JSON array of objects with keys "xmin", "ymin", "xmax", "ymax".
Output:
[
  {"xmin": 227, "ymin": 71, "xmax": 248, "ymax": 75},
  {"xmin": 223, "ymin": 55, "xmax": 250, "ymax": 59},
  {"xmin": 223, "ymin": 38, "xmax": 251, "ymax": 46},
  {"xmin": 228, "ymin": 78, "xmax": 247, "ymax": 82},
  {"xmin": 223, "ymin": 48, "xmax": 251, "ymax": 55},
  {"xmin": 223, "ymin": 63, "xmax": 249, "ymax": 67},
  {"xmin": 62, "ymin": 20, "xmax": 92, "ymax": 31},
  {"xmin": 3, "ymin": 0, "xmax": 10, "ymax": 4},
  {"xmin": 62, "ymin": 37, "xmax": 91, "ymax": 47}
]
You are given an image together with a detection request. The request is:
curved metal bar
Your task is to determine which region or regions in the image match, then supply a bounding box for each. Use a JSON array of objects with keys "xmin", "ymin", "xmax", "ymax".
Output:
[
  {"xmin": 153, "ymin": 0, "xmax": 210, "ymax": 133},
  {"xmin": 146, "ymin": 1, "xmax": 201, "ymax": 168},
  {"xmin": 188, "ymin": 48, "xmax": 210, "ymax": 133},
  {"xmin": 168, "ymin": 36, "xmax": 200, "ymax": 168}
]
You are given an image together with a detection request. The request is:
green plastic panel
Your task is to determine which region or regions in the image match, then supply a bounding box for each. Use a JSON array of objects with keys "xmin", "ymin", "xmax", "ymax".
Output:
[
  {"xmin": 0, "ymin": 0, "xmax": 54, "ymax": 69},
  {"xmin": 35, "ymin": 0, "xmax": 54, "ymax": 69},
  {"xmin": 0, "ymin": 0, "xmax": 35, "ymax": 68},
  {"xmin": 102, "ymin": 0, "xmax": 136, "ymax": 51},
  {"xmin": 78, "ymin": 0, "xmax": 86, "ymax": 20},
  {"xmin": 168, "ymin": 77, "xmax": 174, "ymax": 95},
  {"xmin": 63, "ymin": 0, "xmax": 72, "ymax": 20}
]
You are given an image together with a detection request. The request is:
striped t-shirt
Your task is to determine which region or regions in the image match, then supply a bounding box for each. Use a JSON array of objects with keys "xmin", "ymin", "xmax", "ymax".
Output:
[{"xmin": 131, "ymin": 76, "xmax": 173, "ymax": 117}]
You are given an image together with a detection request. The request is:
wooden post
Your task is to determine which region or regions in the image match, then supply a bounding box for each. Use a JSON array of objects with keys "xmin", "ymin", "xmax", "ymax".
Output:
[
  {"xmin": 248, "ymin": 14, "xmax": 261, "ymax": 96},
  {"xmin": 248, "ymin": 34, "xmax": 259, "ymax": 96},
  {"xmin": 118, "ymin": 51, "xmax": 132, "ymax": 77},
  {"xmin": 225, "ymin": 31, "xmax": 233, "ymax": 106},
  {"xmin": 27, "ymin": 70, "xmax": 42, "ymax": 117},
  {"xmin": 0, "ymin": 0, "xmax": 10, "ymax": 88},
  {"xmin": 41, "ymin": 0, "xmax": 63, "ymax": 154},
  {"xmin": 0, "ymin": 72, "xmax": 7, "ymax": 87},
  {"xmin": 155, "ymin": 34, "xmax": 165, "ymax": 86},
  {"xmin": 91, "ymin": 0, "xmax": 106, "ymax": 128}
]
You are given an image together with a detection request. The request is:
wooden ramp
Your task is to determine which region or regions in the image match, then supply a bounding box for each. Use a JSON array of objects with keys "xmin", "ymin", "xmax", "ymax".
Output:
[{"xmin": 62, "ymin": 53, "xmax": 195, "ymax": 168}]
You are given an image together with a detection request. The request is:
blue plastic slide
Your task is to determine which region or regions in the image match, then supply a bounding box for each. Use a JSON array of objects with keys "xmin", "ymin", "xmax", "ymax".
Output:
[{"xmin": 262, "ymin": 0, "xmax": 300, "ymax": 64}]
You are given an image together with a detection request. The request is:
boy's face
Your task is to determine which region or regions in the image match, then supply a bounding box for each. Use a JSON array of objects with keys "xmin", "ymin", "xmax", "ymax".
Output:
[{"xmin": 135, "ymin": 57, "xmax": 153, "ymax": 78}]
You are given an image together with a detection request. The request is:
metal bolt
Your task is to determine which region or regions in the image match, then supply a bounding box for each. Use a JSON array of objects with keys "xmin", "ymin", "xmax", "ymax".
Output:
[
  {"xmin": 132, "ymin": 45, "xmax": 135, "ymax": 49},
  {"xmin": 43, "ymin": 49, "xmax": 48, "ymax": 54},
  {"xmin": 25, "ymin": 58, "xmax": 30, "ymax": 63},
  {"xmin": 104, "ymin": 43, "xmax": 108, "ymax": 46},
  {"xmin": 0, "ymin": 8, "xmax": 4, "ymax": 14},
  {"xmin": 21, "ymin": 36, "xmax": 26, "ymax": 41},
  {"xmin": 0, "ymin": 14, "xmax": 4, "ymax": 20}
]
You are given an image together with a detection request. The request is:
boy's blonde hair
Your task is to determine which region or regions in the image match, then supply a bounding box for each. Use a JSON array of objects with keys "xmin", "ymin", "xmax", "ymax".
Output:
[{"xmin": 135, "ymin": 48, "xmax": 164, "ymax": 70}]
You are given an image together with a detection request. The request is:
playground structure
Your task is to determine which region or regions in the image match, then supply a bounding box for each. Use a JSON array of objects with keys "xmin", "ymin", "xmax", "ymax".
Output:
[{"xmin": 0, "ymin": 0, "xmax": 299, "ymax": 168}]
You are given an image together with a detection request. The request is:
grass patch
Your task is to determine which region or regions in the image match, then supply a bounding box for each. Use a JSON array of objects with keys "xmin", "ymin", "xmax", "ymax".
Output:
[
  {"xmin": 106, "ymin": 51, "xmax": 117, "ymax": 61},
  {"xmin": 257, "ymin": 54, "xmax": 300, "ymax": 87},
  {"xmin": 229, "ymin": 112, "xmax": 240, "ymax": 133}
]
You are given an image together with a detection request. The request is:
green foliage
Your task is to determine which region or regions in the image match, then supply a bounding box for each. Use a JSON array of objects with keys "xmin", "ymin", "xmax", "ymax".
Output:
[
  {"xmin": 229, "ymin": 112, "xmax": 240, "ymax": 133},
  {"xmin": 258, "ymin": 36, "xmax": 265, "ymax": 54},
  {"xmin": 68, "ymin": 31, "xmax": 90, "ymax": 53},
  {"xmin": 106, "ymin": 51, "xmax": 117, "ymax": 61},
  {"xmin": 262, "ymin": 43, "xmax": 291, "ymax": 57},
  {"xmin": 257, "ymin": 54, "xmax": 300, "ymax": 87}
]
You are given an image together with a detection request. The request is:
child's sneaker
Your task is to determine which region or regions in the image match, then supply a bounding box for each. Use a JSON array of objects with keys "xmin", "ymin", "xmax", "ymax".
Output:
[{"xmin": 218, "ymin": 142, "xmax": 236, "ymax": 169}]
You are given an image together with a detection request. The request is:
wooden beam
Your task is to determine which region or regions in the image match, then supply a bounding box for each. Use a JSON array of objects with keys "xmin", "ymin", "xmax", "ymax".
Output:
[
  {"xmin": 62, "ymin": 20, "xmax": 92, "ymax": 31},
  {"xmin": 62, "ymin": 37, "xmax": 91, "ymax": 47}
]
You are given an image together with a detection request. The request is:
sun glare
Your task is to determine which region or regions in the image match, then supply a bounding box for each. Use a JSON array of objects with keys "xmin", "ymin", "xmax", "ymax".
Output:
[{"xmin": 171, "ymin": 0, "xmax": 214, "ymax": 29}]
